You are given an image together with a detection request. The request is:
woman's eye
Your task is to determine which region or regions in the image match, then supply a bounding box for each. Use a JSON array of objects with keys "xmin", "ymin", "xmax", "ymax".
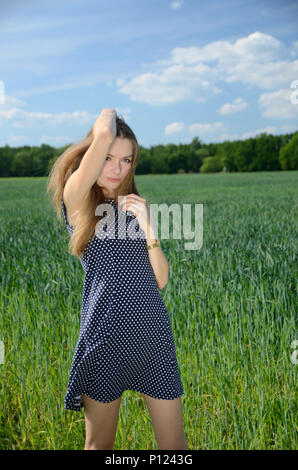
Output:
[{"xmin": 105, "ymin": 156, "xmax": 131, "ymax": 163}]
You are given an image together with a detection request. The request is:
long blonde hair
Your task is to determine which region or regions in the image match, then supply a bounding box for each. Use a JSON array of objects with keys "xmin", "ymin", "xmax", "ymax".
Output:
[{"xmin": 47, "ymin": 115, "xmax": 141, "ymax": 259}]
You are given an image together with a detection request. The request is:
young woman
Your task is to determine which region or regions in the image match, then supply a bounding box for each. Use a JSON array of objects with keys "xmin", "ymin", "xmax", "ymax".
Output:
[{"xmin": 47, "ymin": 108, "xmax": 189, "ymax": 450}]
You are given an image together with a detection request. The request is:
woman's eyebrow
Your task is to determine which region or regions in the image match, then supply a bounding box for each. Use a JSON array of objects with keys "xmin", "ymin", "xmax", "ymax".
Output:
[{"xmin": 107, "ymin": 154, "xmax": 133, "ymax": 158}]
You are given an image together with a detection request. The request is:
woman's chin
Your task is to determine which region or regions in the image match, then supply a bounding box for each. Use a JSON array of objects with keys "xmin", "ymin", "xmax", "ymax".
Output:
[{"xmin": 96, "ymin": 181, "xmax": 119, "ymax": 198}]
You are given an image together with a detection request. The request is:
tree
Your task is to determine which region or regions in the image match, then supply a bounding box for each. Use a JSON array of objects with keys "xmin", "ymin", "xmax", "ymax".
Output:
[
  {"xmin": 233, "ymin": 138, "xmax": 255, "ymax": 171},
  {"xmin": 217, "ymin": 141, "xmax": 238, "ymax": 172},
  {"xmin": 0, "ymin": 145, "xmax": 13, "ymax": 177},
  {"xmin": 279, "ymin": 132, "xmax": 298, "ymax": 170},
  {"xmin": 1, "ymin": 129, "xmax": 297, "ymax": 177},
  {"xmin": 193, "ymin": 148, "xmax": 209, "ymax": 172},
  {"xmin": 190, "ymin": 136, "xmax": 203, "ymax": 152},
  {"xmin": 136, "ymin": 146, "xmax": 152, "ymax": 174},
  {"xmin": 200, "ymin": 156, "xmax": 222, "ymax": 173},
  {"xmin": 11, "ymin": 150, "xmax": 32, "ymax": 176},
  {"xmin": 253, "ymin": 133, "xmax": 281, "ymax": 171}
]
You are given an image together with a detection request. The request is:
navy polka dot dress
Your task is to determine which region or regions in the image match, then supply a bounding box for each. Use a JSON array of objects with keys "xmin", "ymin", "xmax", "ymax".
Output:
[{"xmin": 61, "ymin": 196, "xmax": 184, "ymax": 411}]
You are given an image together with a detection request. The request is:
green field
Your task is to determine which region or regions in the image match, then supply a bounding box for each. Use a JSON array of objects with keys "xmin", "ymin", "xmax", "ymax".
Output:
[{"xmin": 0, "ymin": 171, "xmax": 297, "ymax": 450}]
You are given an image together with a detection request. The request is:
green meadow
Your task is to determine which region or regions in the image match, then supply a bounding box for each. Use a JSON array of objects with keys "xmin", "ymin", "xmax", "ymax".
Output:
[{"xmin": 0, "ymin": 171, "xmax": 297, "ymax": 450}]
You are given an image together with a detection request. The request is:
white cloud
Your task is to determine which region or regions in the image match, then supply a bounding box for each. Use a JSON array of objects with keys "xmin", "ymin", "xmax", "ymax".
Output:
[
  {"xmin": 165, "ymin": 122, "xmax": 185, "ymax": 135},
  {"xmin": 167, "ymin": 32, "xmax": 298, "ymax": 89},
  {"xmin": 40, "ymin": 135, "xmax": 74, "ymax": 145},
  {"xmin": 0, "ymin": 95, "xmax": 132, "ymax": 139},
  {"xmin": 0, "ymin": 107, "xmax": 97, "ymax": 128},
  {"xmin": 117, "ymin": 63, "xmax": 222, "ymax": 106},
  {"xmin": 218, "ymin": 133, "xmax": 241, "ymax": 142},
  {"xmin": 171, "ymin": 1, "xmax": 183, "ymax": 9},
  {"xmin": 217, "ymin": 97, "xmax": 248, "ymax": 115},
  {"xmin": 0, "ymin": 93, "xmax": 27, "ymax": 109},
  {"xmin": 167, "ymin": 31, "xmax": 286, "ymax": 65},
  {"xmin": 0, "ymin": 92, "xmax": 131, "ymax": 131},
  {"xmin": 117, "ymin": 31, "xmax": 298, "ymax": 106},
  {"xmin": 6, "ymin": 134, "xmax": 28, "ymax": 145},
  {"xmin": 165, "ymin": 120, "xmax": 226, "ymax": 138},
  {"xmin": 223, "ymin": 59, "xmax": 298, "ymax": 90},
  {"xmin": 188, "ymin": 122, "xmax": 224, "ymax": 136},
  {"xmin": 258, "ymin": 88, "xmax": 298, "ymax": 118}
]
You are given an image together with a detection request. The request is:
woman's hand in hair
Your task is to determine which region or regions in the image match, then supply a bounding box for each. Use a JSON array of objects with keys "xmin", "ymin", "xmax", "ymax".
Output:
[{"xmin": 93, "ymin": 108, "xmax": 117, "ymax": 140}]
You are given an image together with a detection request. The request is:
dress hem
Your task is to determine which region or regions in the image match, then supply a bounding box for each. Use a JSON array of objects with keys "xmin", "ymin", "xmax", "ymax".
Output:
[{"xmin": 64, "ymin": 387, "xmax": 185, "ymax": 411}]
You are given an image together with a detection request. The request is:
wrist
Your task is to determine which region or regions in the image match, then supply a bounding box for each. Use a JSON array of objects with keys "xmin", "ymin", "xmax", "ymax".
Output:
[
  {"xmin": 147, "ymin": 239, "xmax": 160, "ymax": 250},
  {"xmin": 144, "ymin": 225, "xmax": 158, "ymax": 244},
  {"xmin": 93, "ymin": 128, "xmax": 114, "ymax": 145},
  {"xmin": 146, "ymin": 237, "xmax": 158, "ymax": 245}
]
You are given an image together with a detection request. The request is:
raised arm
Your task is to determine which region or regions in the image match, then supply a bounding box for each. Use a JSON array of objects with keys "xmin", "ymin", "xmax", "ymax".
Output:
[{"xmin": 63, "ymin": 109, "xmax": 117, "ymax": 213}]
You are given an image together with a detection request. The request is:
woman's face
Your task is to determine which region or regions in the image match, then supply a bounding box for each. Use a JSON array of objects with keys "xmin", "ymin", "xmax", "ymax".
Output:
[{"xmin": 96, "ymin": 137, "xmax": 133, "ymax": 197}]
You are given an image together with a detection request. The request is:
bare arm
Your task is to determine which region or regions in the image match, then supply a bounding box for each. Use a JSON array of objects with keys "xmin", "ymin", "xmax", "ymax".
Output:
[
  {"xmin": 63, "ymin": 131, "xmax": 114, "ymax": 210},
  {"xmin": 76, "ymin": 131, "xmax": 114, "ymax": 189},
  {"xmin": 145, "ymin": 228, "xmax": 169, "ymax": 290},
  {"xmin": 63, "ymin": 109, "xmax": 116, "ymax": 210}
]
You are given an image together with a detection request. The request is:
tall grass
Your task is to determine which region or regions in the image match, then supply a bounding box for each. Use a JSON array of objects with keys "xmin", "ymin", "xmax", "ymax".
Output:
[{"xmin": 0, "ymin": 171, "xmax": 297, "ymax": 449}]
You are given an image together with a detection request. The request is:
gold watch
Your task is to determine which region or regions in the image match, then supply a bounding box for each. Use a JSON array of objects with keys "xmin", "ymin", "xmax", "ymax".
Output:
[{"xmin": 147, "ymin": 239, "xmax": 160, "ymax": 250}]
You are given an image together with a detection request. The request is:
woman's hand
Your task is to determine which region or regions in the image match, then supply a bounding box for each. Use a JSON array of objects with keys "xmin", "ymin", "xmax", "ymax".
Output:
[
  {"xmin": 118, "ymin": 194, "xmax": 157, "ymax": 240},
  {"xmin": 93, "ymin": 108, "xmax": 117, "ymax": 140}
]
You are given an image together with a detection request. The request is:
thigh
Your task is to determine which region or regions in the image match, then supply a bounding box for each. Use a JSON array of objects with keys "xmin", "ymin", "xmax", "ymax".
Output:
[
  {"xmin": 142, "ymin": 394, "xmax": 188, "ymax": 450},
  {"xmin": 82, "ymin": 393, "xmax": 123, "ymax": 450}
]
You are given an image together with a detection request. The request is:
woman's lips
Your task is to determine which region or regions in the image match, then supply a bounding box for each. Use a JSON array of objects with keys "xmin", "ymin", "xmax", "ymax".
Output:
[{"xmin": 108, "ymin": 177, "xmax": 120, "ymax": 182}]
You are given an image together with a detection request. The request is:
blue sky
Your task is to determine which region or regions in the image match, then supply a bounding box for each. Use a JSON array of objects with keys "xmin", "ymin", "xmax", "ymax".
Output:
[{"xmin": 0, "ymin": 0, "xmax": 297, "ymax": 148}]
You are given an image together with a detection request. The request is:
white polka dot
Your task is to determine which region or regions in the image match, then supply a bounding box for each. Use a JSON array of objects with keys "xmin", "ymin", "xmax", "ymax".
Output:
[{"xmin": 61, "ymin": 198, "xmax": 184, "ymax": 411}]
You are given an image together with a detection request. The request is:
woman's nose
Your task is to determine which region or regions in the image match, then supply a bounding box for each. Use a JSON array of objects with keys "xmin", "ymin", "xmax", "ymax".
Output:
[{"xmin": 111, "ymin": 163, "xmax": 121, "ymax": 174}]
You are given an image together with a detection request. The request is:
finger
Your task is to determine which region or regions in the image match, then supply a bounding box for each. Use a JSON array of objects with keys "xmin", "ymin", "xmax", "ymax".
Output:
[
  {"xmin": 119, "ymin": 197, "xmax": 142, "ymax": 206},
  {"xmin": 125, "ymin": 197, "xmax": 145, "ymax": 206},
  {"xmin": 127, "ymin": 194, "xmax": 145, "ymax": 202},
  {"xmin": 119, "ymin": 201, "xmax": 137, "ymax": 211}
]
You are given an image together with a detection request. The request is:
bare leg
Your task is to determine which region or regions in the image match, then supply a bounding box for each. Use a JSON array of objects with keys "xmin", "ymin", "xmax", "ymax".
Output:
[
  {"xmin": 81, "ymin": 393, "xmax": 122, "ymax": 450},
  {"xmin": 142, "ymin": 394, "xmax": 189, "ymax": 450}
]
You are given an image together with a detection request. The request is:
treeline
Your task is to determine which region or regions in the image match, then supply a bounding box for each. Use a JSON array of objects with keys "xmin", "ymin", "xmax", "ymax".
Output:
[{"xmin": 0, "ymin": 131, "xmax": 297, "ymax": 177}]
